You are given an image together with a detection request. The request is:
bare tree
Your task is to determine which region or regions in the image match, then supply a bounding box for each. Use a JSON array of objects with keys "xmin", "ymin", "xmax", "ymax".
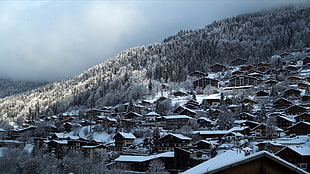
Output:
[{"xmin": 146, "ymin": 159, "xmax": 168, "ymax": 174}]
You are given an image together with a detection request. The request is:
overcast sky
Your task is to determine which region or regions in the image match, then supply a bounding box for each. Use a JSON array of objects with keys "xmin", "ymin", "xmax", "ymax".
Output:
[{"xmin": 0, "ymin": 0, "xmax": 307, "ymax": 81}]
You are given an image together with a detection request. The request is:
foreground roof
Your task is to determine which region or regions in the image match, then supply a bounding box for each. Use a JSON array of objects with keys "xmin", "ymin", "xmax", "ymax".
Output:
[{"xmin": 181, "ymin": 150, "xmax": 309, "ymax": 174}]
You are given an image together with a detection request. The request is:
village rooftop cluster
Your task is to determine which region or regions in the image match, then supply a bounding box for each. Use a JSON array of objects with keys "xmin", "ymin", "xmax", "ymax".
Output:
[{"xmin": 1, "ymin": 49, "xmax": 310, "ymax": 173}]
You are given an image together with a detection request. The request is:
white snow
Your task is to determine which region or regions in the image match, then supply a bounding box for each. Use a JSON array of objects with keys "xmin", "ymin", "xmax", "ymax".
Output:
[
  {"xmin": 118, "ymin": 132, "xmax": 136, "ymax": 139},
  {"xmin": 181, "ymin": 149, "xmax": 245, "ymax": 174},
  {"xmin": 162, "ymin": 115, "xmax": 192, "ymax": 120},
  {"xmin": 115, "ymin": 152, "xmax": 174, "ymax": 162},
  {"xmin": 168, "ymin": 133, "xmax": 192, "ymax": 141},
  {"xmin": 182, "ymin": 150, "xmax": 308, "ymax": 174}
]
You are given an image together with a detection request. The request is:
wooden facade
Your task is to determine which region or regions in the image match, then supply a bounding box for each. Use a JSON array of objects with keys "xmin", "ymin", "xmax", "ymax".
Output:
[
  {"xmin": 273, "ymin": 98, "xmax": 293, "ymax": 109},
  {"xmin": 287, "ymin": 122, "xmax": 310, "ymax": 135},
  {"xmin": 193, "ymin": 77, "xmax": 219, "ymax": 89},
  {"xmin": 210, "ymin": 64, "xmax": 227, "ymax": 72},
  {"xmin": 229, "ymin": 76, "xmax": 257, "ymax": 87},
  {"xmin": 231, "ymin": 58, "xmax": 247, "ymax": 66},
  {"xmin": 158, "ymin": 133, "xmax": 191, "ymax": 152},
  {"xmin": 276, "ymin": 146, "xmax": 310, "ymax": 172}
]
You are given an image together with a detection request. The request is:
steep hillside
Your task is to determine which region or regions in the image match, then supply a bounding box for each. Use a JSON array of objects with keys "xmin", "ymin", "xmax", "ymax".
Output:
[
  {"xmin": 0, "ymin": 79, "xmax": 48, "ymax": 98},
  {"xmin": 0, "ymin": 5, "xmax": 309, "ymax": 121}
]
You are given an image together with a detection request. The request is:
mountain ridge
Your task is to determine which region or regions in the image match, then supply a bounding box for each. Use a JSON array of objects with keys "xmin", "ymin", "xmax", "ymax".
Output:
[{"xmin": 0, "ymin": 5, "xmax": 309, "ymax": 121}]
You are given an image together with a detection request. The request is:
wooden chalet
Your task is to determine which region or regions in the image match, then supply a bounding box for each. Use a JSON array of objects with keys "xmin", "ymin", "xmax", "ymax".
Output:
[
  {"xmin": 197, "ymin": 117, "xmax": 212, "ymax": 128},
  {"xmin": 265, "ymin": 79, "xmax": 279, "ymax": 87},
  {"xmin": 286, "ymin": 105, "xmax": 308, "ymax": 115},
  {"xmin": 232, "ymin": 70, "xmax": 244, "ymax": 76},
  {"xmin": 248, "ymin": 72, "xmax": 264, "ymax": 80},
  {"xmin": 173, "ymin": 90, "xmax": 188, "ymax": 97},
  {"xmin": 301, "ymin": 96, "xmax": 310, "ymax": 104},
  {"xmin": 113, "ymin": 132, "xmax": 136, "ymax": 151},
  {"xmin": 256, "ymin": 141, "xmax": 284, "ymax": 153},
  {"xmin": 288, "ymin": 76, "xmax": 303, "ymax": 84},
  {"xmin": 194, "ymin": 140, "xmax": 215, "ymax": 149},
  {"xmin": 276, "ymin": 115, "xmax": 295, "ymax": 130},
  {"xmin": 303, "ymin": 56, "xmax": 310, "ymax": 65},
  {"xmin": 231, "ymin": 58, "xmax": 247, "ymax": 66},
  {"xmin": 160, "ymin": 115, "xmax": 192, "ymax": 130},
  {"xmin": 287, "ymin": 122, "xmax": 310, "ymax": 135},
  {"xmin": 283, "ymin": 89, "xmax": 301, "ymax": 98},
  {"xmin": 82, "ymin": 144, "xmax": 107, "ymax": 160},
  {"xmin": 286, "ymin": 65, "xmax": 299, "ymax": 72},
  {"xmin": 189, "ymin": 71, "xmax": 207, "ymax": 78},
  {"xmin": 276, "ymin": 146, "xmax": 310, "ymax": 172},
  {"xmin": 144, "ymin": 111, "xmax": 160, "ymax": 122},
  {"xmin": 234, "ymin": 120, "xmax": 260, "ymax": 129},
  {"xmin": 256, "ymin": 90, "xmax": 269, "ymax": 97},
  {"xmin": 295, "ymin": 113, "xmax": 310, "ymax": 122},
  {"xmin": 174, "ymin": 106, "xmax": 197, "ymax": 117},
  {"xmin": 85, "ymin": 109, "xmax": 105, "ymax": 117},
  {"xmin": 298, "ymin": 82, "xmax": 309, "ymax": 89},
  {"xmin": 238, "ymin": 112, "xmax": 256, "ymax": 121},
  {"xmin": 273, "ymin": 98, "xmax": 293, "ymax": 109},
  {"xmin": 208, "ymin": 109, "xmax": 222, "ymax": 119},
  {"xmin": 193, "ymin": 77, "xmax": 219, "ymax": 89},
  {"xmin": 113, "ymin": 152, "xmax": 174, "ymax": 173},
  {"xmin": 251, "ymin": 124, "xmax": 283, "ymax": 139},
  {"xmin": 158, "ymin": 133, "xmax": 192, "ymax": 152},
  {"xmin": 240, "ymin": 65, "xmax": 254, "ymax": 72},
  {"xmin": 240, "ymin": 98, "xmax": 257, "ymax": 105},
  {"xmin": 210, "ymin": 63, "xmax": 227, "ymax": 72},
  {"xmin": 124, "ymin": 112, "xmax": 142, "ymax": 119},
  {"xmin": 10, "ymin": 126, "xmax": 36, "ymax": 140},
  {"xmin": 203, "ymin": 94, "xmax": 221, "ymax": 106},
  {"xmin": 195, "ymin": 130, "xmax": 230, "ymax": 140},
  {"xmin": 229, "ymin": 76, "xmax": 257, "ymax": 87},
  {"xmin": 182, "ymin": 150, "xmax": 308, "ymax": 174},
  {"xmin": 223, "ymin": 132, "xmax": 243, "ymax": 143},
  {"xmin": 185, "ymin": 100, "xmax": 200, "ymax": 109},
  {"xmin": 95, "ymin": 116, "xmax": 117, "ymax": 126}
]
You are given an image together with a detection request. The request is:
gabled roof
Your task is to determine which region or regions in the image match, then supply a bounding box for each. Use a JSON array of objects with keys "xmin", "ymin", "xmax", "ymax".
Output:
[
  {"xmin": 162, "ymin": 115, "xmax": 192, "ymax": 120},
  {"xmin": 288, "ymin": 121, "xmax": 310, "ymax": 129},
  {"xmin": 160, "ymin": 133, "xmax": 192, "ymax": 141},
  {"xmin": 145, "ymin": 111, "xmax": 160, "ymax": 116},
  {"xmin": 181, "ymin": 150, "xmax": 308, "ymax": 174},
  {"xmin": 115, "ymin": 152, "xmax": 174, "ymax": 162},
  {"xmin": 114, "ymin": 132, "xmax": 136, "ymax": 139},
  {"xmin": 276, "ymin": 146, "xmax": 310, "ymax": 156}
]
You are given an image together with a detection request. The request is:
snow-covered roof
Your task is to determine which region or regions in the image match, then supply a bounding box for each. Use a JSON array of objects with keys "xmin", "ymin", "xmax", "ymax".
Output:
[
  {"xmin": 181, "ymin": 150, "xmax": 308, "ymax": 174},
  {"xmin": 107, "ymin": 117, "xmax": 117, "ymax": 122},
  {"xmin": 145, "ymin": 111, "xmax": 160, "ymax": 116},
  {"xmin": 162, "ymin": 115, "xmax": 192, "ymax": 120},
  {"xmin": 288, "ymin": 146, "xmax": 310, "ymax": 156},
  {"xmin": 168, "ymin": 133, "xmax": 192, "ymax": 141},
  {"xmin": 118, "ymin": 132, "xmax": 136, "ymax": 139},
  {"xmin": 198, "ymin": 117, "xmax": 212, "ymax": 122},
  {"xmin": 195, "ymin": 130, "xmax": 231, "ymax": 135},
  {"xmin": 115, "ymin": 152, "xmax": 174, "ymax": 162},
  {"xmin": 229, "ymin": 126, "xmax": 249, "ymax": 132},
  {"xmin": 205, "ymin": 93, "xmax": 221, "ymax": 100},
  {"xmin": 277, "ymin": 115, "xmax": 296, "ymax": 123},
  {"xmin": 52, "ymin": 140, "xmax": 68, "ymax": 145}
]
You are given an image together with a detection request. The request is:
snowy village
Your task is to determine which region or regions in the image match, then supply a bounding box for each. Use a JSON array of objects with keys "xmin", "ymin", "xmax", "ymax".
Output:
[
  {"xmin": 0, "ymin": 48, "xmax": 309, "ymax": 174},
  {"xmin": 1, "ymin": 2, "xmax": 310, "ymax": 174}
]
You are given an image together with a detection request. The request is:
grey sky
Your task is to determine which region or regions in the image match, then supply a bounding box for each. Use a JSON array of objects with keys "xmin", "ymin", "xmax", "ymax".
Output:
[{"xmin": 0, "ymin": 0, "xmax": 306, "ymax": 81}]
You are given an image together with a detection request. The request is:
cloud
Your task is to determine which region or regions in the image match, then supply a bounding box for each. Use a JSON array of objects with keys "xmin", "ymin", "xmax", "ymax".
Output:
[{"xmin": 0, "ymin": 0, "xmax": 307, "ymax": 81}]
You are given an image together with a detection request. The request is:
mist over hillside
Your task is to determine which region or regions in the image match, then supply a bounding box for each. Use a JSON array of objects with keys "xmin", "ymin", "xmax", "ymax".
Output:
[
  {"xmin": 0, "ymin": 5, "xmax": 309, "ymax": 121},
  {"xmin": 0, "ymin": 79, "xmax": 48, "ymax": 98}
]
